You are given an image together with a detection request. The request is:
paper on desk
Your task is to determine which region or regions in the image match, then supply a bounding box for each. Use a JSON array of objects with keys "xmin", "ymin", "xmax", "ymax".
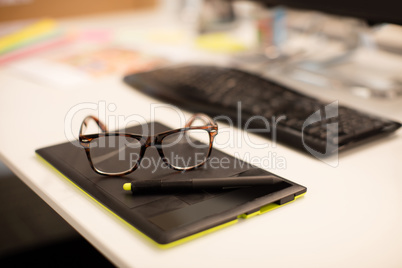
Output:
[
  {"xmin": 9, "ymin": 47, "xmax": 168, "ymax": 88},
  {"xmin": 55, "ymin": 47, "xmax": 167, "ymax": 77},
  {"xmin": 9, "ymin": 58, "xmax": 93, "ymax": 88},
  {"xmin": 0, "ymin": 19, "xmax": 58, "ymax": 55},
  {"xmin": 0, "ymin": 33, "xmax": 75, "ymax": 65}
]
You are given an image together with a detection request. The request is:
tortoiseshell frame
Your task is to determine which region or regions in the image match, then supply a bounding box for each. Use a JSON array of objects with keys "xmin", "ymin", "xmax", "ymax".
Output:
[{"xmin": 79, "ymin": 114, "xmax": 218, "ymax": 176}]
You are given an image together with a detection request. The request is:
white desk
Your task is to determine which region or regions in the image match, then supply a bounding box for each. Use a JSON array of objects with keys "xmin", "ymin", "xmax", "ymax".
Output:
[{"xmin": 1, "ymin": 10, "xmax": 402, "ymax": 268}]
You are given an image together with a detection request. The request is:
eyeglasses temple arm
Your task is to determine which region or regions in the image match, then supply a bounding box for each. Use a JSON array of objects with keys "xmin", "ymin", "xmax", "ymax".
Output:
[
  {"xmin": 185, "ymin": 113, "xmax": 217, "ymax": 128},
  {"xmin": 79, "ymin": 115, "xmax": 108, "ymax": 140}
]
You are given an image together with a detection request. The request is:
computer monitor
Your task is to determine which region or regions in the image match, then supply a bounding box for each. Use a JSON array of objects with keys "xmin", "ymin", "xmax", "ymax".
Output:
[{"xmin": 257, "ymin": 0, "xmax": 402, "ymax": 25}]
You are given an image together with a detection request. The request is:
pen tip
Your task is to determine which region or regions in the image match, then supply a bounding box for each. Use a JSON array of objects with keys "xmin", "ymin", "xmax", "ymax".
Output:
[{"xmin": 123, "ymin": 183, "xmax": 131, "ymax": 191}]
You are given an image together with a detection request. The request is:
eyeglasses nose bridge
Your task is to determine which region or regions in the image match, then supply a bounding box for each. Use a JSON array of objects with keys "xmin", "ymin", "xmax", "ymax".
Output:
[{"xmin": 143, "ymin": 136, "xmax": 154, "ymax": 148}]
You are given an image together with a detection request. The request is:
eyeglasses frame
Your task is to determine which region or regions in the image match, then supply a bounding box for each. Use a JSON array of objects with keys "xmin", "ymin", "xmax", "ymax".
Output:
[{"xmin": 79, "ymin": 114, "xmax": 218, "ymax": 176}]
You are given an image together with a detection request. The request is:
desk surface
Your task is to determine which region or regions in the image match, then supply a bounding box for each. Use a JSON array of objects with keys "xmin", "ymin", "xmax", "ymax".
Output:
[{"xmin": 1, "ymin": 10, "xmax": 402, "ymax": 268}]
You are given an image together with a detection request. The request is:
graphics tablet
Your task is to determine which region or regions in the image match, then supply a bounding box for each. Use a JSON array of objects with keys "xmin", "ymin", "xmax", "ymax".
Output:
[{"xmin": 36, "ymin": 122, "xmax": 307, "ymax": 246}]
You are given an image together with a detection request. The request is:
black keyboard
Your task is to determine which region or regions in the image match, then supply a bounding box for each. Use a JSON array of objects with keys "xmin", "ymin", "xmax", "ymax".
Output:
[{"xmin": 124, "ymin": 65, "xmax": 401, "ymax": 155}]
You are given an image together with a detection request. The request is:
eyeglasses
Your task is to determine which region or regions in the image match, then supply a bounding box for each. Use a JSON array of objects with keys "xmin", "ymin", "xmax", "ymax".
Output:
[{"xmin": 79, "ymin": 113, "xmax": 218, "ymax": 176}]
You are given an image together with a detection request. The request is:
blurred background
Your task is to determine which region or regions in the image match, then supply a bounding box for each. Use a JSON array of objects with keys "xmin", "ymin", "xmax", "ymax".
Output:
[{"xmin": 1, "ymin": 0, "xmax": 401, "ymax": 266}]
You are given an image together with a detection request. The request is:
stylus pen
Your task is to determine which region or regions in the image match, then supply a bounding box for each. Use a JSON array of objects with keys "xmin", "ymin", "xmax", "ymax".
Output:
[{"xmin": 123, "ymin": 175, "xmax": 282, "ymax": 194}]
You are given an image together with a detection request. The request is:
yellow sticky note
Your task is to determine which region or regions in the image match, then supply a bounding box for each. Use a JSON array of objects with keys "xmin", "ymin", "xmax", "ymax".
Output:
[{"xmin": 196, "ymin": 33, "xmax": 246, "ymax": 53}]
